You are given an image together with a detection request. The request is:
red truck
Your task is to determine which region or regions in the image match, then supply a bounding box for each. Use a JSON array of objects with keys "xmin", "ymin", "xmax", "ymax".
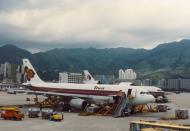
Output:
[{"xmin": 0, "ymin": 107, "xmax": 24, "ymax": 120}]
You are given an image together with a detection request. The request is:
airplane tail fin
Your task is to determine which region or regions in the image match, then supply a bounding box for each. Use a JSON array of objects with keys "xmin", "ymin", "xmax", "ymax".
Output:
[
  {"xmin": 83, "ymin": 70, "xmax": 99, "ymax": 84},
  {"xmin": 84, "ymin": 70, "xmax": 95, "ymax": 81},
  {"xmin": 22, "ymin": 58, "xmax": 44, "ymax": 84}
]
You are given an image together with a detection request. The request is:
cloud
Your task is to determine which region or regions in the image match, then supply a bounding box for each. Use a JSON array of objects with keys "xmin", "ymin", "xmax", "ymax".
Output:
[{"xmin": 0, "ymin": 0, "xmax": 190, "ymax": 52}]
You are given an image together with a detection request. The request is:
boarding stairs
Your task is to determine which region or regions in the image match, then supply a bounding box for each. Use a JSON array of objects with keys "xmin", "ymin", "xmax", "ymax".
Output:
[{"xmin": 112, "ymin": 92, "xmax": 129, "ymax": 118}]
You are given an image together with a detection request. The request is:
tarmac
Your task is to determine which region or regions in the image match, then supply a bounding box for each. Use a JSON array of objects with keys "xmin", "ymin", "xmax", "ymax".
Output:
[{"xmin": 0, "ymin": 91, "xmax": 189, "ymax": 131}]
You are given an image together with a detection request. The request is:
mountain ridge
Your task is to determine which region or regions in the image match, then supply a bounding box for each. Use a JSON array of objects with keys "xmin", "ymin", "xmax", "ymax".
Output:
[{"xmin": 0, "ymin": 39, "xmax": 190, "ymax": 80}]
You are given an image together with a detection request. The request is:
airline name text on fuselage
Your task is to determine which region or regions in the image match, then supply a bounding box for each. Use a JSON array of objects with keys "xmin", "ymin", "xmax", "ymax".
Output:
[{"xmin": 94, "ymin": 86, "xmax": 105, "ymax": 90}]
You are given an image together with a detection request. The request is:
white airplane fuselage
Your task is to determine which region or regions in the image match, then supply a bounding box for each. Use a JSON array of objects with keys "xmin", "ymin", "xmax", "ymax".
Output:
[{"xmin": 29, "ymin": 82, "xmax": 155, "ymax": 105}]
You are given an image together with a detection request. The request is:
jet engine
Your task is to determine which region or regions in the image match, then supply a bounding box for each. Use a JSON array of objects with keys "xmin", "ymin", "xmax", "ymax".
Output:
[
  {"xmin": 91, "ymin": 96, "xmax": 115, "ymax": 105},
  {"xmin": 69, "ymin": 98, "xmax": 87, "ymax": 110}
]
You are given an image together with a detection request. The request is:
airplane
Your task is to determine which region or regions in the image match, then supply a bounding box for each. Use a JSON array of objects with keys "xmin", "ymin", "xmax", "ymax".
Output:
[
  {"xmin": 83, "ymin": 70, "xmax": 99, "ymax": 84},
  {"xmin": 22, "ymin": 58, "xmax": 155, "ymax": 112},
  {"xmin": 83, "ymin": 72, "xmax": 165, "ymax": 100}
]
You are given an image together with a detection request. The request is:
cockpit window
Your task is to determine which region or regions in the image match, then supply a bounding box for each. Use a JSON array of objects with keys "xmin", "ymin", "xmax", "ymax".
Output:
[{"xmin": 140, "ymin": 92, "xmax": 150, "ymax": 94}]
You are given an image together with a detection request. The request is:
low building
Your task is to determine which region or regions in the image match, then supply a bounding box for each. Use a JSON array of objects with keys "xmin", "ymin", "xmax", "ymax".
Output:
[
  {"xmin": 167, "ymin": 79, "xmax": 181, "ymax": 91},
  {"xmin": 158, "ymin": 79, "xmax": 190, "ymax": 91},
  {"xmin": 142, "ymin": 79, "xmax": 152, "ymax": 86},
  {"xmin": 179, "ymin": 79, "xmax": 190, "ymax": 91}
]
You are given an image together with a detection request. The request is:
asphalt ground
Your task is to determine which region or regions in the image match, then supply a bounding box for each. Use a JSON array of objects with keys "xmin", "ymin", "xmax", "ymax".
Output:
[{"xmin": 0, "ymin": 92, "xmax": 189, "ymax": 131}]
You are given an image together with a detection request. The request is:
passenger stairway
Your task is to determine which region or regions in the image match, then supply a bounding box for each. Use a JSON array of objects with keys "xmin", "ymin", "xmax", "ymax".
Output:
[{"xmin": 112, "ymin": 93, "xmax": 129, "ymax": 118}]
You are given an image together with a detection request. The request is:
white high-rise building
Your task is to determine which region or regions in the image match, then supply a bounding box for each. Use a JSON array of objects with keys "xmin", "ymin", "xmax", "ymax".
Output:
[
  {"xmin": 59, "ymin": 72, "xmax": 83, "ymax": 83},
  {"xmin": 125, "ymin": 69, "xmax": 136, "ymax": 80},
  {"xmin": 119, "ymin": 69, "xmax": 125, "ymax": 79},
  {"xmin": 0, "ymin": 64, "xmax": 4, "ymax": 75},
  {"xmin": 0, "ymin": 62, "xmax": 17, "ymax": 83},
  {"xmin": 118, "ymin": 68, "xmax": 137, "ymax": 80}
]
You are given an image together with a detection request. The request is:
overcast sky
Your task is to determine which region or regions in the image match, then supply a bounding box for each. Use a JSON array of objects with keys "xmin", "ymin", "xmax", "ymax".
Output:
[{"xmin": 0, "ymin": 0, "xmax": 190, "ymax": 53}]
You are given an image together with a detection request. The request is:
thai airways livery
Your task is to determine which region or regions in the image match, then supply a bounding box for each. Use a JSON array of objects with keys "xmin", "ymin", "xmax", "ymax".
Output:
[
  {"xmin": 23, "ymin": 59, "xmax": 155, "ymax": 111},
  {"xmin": 83, "ymin": 70, "xmax": 99, "ymax": 84},
  {"xmin": 83, "ymin": 71, "xmax": 165, "ymax": 100}
]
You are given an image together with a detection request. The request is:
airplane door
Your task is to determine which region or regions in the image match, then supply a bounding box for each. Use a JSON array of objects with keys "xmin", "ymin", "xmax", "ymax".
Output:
[
  {"xmin": 131, "ymin": 89, "xmax": 137, "ymax": 97},
  {"xmin": 127, "ymin": 89, "xmax": 136, "ymax": 98}
]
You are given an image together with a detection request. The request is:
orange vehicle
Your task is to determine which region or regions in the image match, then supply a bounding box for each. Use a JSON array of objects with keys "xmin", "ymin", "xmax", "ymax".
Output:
[{"xmin": 0, "ymin": 107, "xmax": 24, "ymax": 120}]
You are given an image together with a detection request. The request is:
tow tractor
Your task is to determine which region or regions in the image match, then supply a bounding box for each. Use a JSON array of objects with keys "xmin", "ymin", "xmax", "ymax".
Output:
[{"xmin": 49, "ymin": 112, "xmax": 63, "ymax": 121}]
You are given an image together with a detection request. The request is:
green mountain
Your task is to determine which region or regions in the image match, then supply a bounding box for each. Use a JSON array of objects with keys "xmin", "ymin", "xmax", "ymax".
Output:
[
  {"xmin": 34, "ymin": 47, "xmax": 147, "ymax": 73},
  {"xmin": 0, "ymin": 44, "xmax": 32, "ymax": 64},
  {"xmin": 1, "ymin": 39, "xmax": 190, "ymax": 80}
]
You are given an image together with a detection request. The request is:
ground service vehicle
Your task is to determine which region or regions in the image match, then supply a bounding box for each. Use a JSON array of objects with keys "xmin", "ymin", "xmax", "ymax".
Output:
[
  {"xmin": 41, "ymin": 108, "xmax": 53, "ymax": 119},
  {"xmin": 49, "ymin": 112, "xmax": 63, "ymax": 121},
  {"xmin": 130, "ymin": 120, "xmax": 190, "ymax": 131},
  {"xmin": 28, "ymin": 107, "xmax": 40, "ymax": 118},
  {"xmin": 0, "ymin": 107, "xmax": 24, "ymax": 120}
]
